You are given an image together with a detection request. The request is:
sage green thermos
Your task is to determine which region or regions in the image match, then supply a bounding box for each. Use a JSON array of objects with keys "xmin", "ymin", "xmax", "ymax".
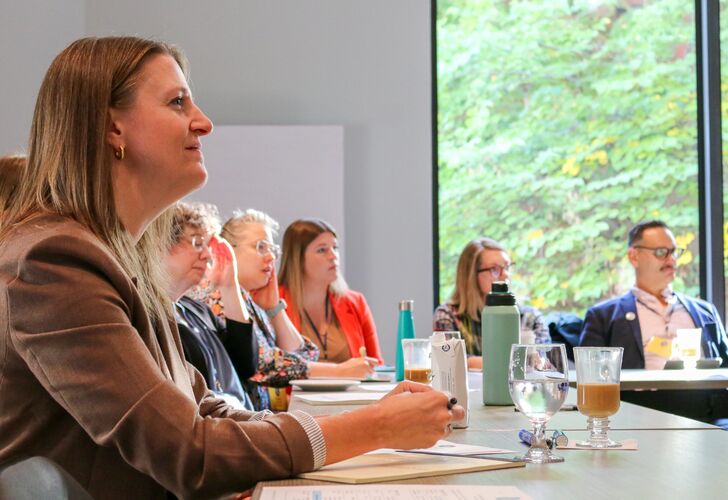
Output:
[{"xmin": 482, "ymin": 281, "xmax": 520, "ymax": 405}]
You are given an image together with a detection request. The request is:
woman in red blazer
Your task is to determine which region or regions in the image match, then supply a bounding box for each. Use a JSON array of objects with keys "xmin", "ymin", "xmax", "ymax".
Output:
[{"xmin": 279, "ymin": 218, "xmax": 384, "ymax": 364}]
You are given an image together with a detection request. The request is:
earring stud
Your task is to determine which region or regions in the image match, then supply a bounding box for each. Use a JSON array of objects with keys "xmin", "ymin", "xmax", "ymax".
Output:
[{"xmin": 114, "ymin": 145, "xmax": 125, "ymax": 160}]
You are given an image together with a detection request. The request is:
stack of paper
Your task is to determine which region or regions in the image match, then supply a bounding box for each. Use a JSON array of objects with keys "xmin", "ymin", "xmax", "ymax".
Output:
[{"xmin": 260, "ymin": 485, "xmax": 532, "ymax": 499}]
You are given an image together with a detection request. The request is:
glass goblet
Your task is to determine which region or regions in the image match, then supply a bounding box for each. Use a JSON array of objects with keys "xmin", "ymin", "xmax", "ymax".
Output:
[
  {"xmin": 574, "ymin": 347, "xmax": 624, "ymax": 448},
  {"xmin": 508, "ymin": 343, "xmax": 569, "ymax": 464}
]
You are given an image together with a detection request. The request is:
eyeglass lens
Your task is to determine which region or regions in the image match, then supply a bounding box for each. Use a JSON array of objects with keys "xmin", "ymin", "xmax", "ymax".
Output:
[
  {"xmin": 191, "ymin": 235, "xmax": 206, "ymax": 252},
  {"xmin": 256, "ymin": 240, "xmax": 280, "ymax": 258}
]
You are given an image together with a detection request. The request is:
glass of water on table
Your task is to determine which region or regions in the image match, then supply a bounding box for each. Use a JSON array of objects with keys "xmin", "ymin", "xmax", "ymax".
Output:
[{"xmin": 508, "ymin": 344, "xmax": 569, "ymax": 463}]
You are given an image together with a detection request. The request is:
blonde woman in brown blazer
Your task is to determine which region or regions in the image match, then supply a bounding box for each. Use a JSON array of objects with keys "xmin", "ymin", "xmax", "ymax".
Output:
[{"xmin": 0, "ymin": 37, "xmax": 464, "ymax": 499}]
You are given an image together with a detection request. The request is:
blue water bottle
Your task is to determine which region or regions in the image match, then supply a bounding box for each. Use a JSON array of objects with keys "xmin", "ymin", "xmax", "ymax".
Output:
[{"xmin": 395, "ymin": 300, "xmax": 416, "ymax": 382}]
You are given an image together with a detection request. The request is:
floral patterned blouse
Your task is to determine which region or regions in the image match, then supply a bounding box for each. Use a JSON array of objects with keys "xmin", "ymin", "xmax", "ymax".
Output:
[
  {"xmin": 433, "ymin": 302, "xmax": 550, "ymax": 356},
  {"xmin": 187, "ymin": 280, "xmax": 319, "ymax": 410}
]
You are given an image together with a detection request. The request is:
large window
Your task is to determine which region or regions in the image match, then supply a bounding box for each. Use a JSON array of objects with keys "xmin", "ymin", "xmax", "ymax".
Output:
[{"xmin": 437, "ymin": 0, "xmax": 700, "ymax": 314}]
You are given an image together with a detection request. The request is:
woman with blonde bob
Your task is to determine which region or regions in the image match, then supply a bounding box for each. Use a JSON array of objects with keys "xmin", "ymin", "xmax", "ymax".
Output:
[
  {"xmin": 278, "ymin": 218, "xmax": 383, "ymax": 364},
  {"xmin": 434, "ymin": 238, "xmax": 550, "ymax": 369},
  {"xmin": 0, "ymin": 36, "xmax": 463, "ymax": 499}
]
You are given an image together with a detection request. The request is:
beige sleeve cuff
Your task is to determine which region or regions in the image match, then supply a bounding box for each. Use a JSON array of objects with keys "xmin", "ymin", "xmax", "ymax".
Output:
[{"xmin": 291, "ymin": 410, "xmax": 327, "ymax": 469}]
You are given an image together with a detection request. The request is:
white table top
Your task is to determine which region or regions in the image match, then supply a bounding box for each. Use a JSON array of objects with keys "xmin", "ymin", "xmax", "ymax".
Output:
[{"xmin": 258, "ymin": 391, "xmax": 726, "ymax": 500}]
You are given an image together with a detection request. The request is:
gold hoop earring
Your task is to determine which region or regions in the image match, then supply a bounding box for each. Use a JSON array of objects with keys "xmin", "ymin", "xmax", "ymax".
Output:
[{"xmin": 114, "ymin": 145, "xmax": 125, "ymax": 160}]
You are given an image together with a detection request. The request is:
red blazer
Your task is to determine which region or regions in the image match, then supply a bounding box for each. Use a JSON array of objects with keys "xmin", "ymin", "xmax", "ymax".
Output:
[{"xmin": 279, "ymin": 285, "xmax": 384, "ymax": 363}]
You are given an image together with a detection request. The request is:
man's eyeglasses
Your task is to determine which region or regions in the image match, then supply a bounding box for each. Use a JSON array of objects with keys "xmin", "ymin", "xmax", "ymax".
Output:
[
  {"xmin": 190, "ymin": 235, "xmax": 209, "ymax": 253},
  {"xmin": 632, "ymin": 246, "xmax": 686, "ymax": 260},
  {"xmin": 254, "ymin": 239, "xmax": 281, "ymax": 259},
  {"xmin": 477, "ymin": 263, "xmax": 514, "ymax": 279}
]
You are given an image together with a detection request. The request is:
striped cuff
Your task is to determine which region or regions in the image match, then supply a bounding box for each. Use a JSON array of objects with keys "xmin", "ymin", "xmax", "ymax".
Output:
[
  {"xmin": 249, "ymin": 410, "xmax": 274, "ymax": 421},
  {"xmin": 291, "ymin": 410, "xmax": 327, "ymax": 470}
]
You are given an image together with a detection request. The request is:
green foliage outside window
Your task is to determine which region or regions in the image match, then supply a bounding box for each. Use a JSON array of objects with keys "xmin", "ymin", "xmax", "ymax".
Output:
[{"xmin": 437, "ymin": 0, "xmax": 699, "ymax": 314}]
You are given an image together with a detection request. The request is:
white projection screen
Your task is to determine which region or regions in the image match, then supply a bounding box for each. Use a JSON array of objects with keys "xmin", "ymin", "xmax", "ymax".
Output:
[{"xmin": 186, "ymin": 125, "xmax": 345, "ymax": 270}]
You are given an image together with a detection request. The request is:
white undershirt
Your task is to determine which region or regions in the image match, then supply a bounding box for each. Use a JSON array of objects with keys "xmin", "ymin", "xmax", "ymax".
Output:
[{"xmin": 632, "ymin": 287, "xmax": 696, "ymax": 370}]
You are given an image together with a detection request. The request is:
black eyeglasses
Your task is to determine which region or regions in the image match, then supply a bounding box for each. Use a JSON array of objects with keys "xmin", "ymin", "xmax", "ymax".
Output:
[
  {"xmin": 632, "ymin": 246, "xmax": 685, "ymax": 260},
  {"xmin": 477, "ymin": 263, "xmax": 514, "ymax": 278}
]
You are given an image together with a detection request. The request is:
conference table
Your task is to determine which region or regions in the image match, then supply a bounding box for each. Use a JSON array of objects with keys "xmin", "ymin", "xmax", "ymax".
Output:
[{"xmin": 252, "ymin": 376, "xmax": 726, "ymax": 499}]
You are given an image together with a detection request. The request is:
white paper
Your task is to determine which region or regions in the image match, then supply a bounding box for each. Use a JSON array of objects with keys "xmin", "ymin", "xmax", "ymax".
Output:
[
  {"xmin": 259, "ymin": 484, "xmax": 532, "ymax": 500},
  {"xmin": 368, "ymin": 439, "xmax": 514, "ymax": 456},
  {"xmin": 408, "ymin": 439, "xmax": 515, "ymax": 455},
  {"xmin": 294, "ymin": 392, "xmax": 385, "ymax": 405},
  {"xmin": 356, "ymin": 383, "xmax": 397, "ymax": 392}
]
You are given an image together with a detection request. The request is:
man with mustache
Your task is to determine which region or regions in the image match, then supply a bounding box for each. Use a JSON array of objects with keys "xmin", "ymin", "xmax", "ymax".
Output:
[{"xmin": 580, "ymin": 220, "xmax": 728, "ymax": 369}]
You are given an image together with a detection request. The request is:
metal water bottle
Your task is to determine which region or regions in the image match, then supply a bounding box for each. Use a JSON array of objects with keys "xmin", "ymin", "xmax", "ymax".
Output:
[
  {"xmin": 395, "ymin": 300, "xmax": 415, "ymax": 382},
  {"xmin": 482, "ymin": 281, "xmax": 520, "ymax": 405}
]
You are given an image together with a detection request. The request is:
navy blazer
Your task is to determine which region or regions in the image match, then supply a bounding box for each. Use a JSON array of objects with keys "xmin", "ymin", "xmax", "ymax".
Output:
[{"xmin": 579, "ymin": 291, "xmax": 728, "ymax": 369}]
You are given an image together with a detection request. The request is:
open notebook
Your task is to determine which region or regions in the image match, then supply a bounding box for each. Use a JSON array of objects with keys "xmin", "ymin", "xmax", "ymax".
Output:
[{"xmin": 298, "ymin": 451, "xmax": 524, "ymax": 484}]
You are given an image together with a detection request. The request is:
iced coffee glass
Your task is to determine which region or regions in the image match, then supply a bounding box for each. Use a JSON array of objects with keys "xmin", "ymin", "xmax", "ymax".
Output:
[
  {"xmin": 402, "ymin": 339, "xmax": 432, "ymax": 384},
  {"xmin": 574, "ymin": 347, "xmax": 624, "ymax": 448}
]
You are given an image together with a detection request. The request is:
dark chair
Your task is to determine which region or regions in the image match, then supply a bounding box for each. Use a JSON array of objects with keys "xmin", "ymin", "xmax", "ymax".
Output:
[
  {"xmin": 544, "ymin": 311, "xmax": 584, "ymax": 361},
  {"xmin": 0, "ymin": 456, "xmax": 93, "ymax": 500}
]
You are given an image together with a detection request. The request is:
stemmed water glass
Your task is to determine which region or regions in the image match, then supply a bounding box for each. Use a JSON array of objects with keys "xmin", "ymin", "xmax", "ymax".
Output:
[
  {"xmin": 574, "ymin": 347, "xmax": 623, "ymax": 448},
  {"xmin": 508, "ymin": 344, "xmax": 569, "ymax": 463}
]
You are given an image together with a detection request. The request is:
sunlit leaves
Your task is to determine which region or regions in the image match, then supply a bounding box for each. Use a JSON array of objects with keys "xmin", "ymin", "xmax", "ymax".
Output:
[{"xmin": 438, "ymin": 0, "xmax": 700, "ymax": 312}]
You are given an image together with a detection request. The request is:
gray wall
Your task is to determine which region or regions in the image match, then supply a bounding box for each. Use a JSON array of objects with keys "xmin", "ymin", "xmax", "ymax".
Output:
[
  {"xmin": 0, "ymin": 0, "xmax": 434, "ymax": 364},
  {"xmin": 0, "ymin": 1, "xmax": 85, "ymax": 155}
]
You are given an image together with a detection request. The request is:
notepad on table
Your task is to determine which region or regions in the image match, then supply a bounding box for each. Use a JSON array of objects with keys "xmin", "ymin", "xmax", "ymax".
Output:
[{"xmin": 298, "ymin": 450, "xmax": 524, "ymax": 484}]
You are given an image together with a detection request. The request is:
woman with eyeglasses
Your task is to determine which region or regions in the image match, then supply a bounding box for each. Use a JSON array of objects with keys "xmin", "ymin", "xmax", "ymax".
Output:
[
  {"xmin": 193, "ymin": 209, "xmax": 377, "ymax": 410},
  {"xmin": 434, "ymin": 237, "xmax": 550, "ymax": 369},
  {"xmin": 278, "ymin": 218, "xmax": 384, "ymax": 365},
  {"xmin": 164, "ymin": 202, "xmax": 256, "ymax": 411}
]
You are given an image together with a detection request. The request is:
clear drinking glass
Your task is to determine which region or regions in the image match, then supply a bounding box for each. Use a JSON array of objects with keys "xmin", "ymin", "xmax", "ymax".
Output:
[
  {"xmin": 574, "ymin": 347, "xmax": 624, "ymax": 448},
  {"xmin": 508, "ymin": 344, "xmax": 569, "ymax": 463},
  {"xmin": 675, "ymin": 328, "xmax": 701, "ymax": 369},
  {"xmin": 402, "ymin": 338, "xmax": 432, "ymax": 383}
]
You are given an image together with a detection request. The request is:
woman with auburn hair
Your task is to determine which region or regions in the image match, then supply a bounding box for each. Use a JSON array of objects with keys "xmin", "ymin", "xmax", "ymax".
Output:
[
  {"xmin": 434, "ymin": 237, "xmax": 550, "ymax": 370},
  {"xmin": 0, "ymin": 154, "xmax": 25, "ymax": 218},
  {"xmin": 278, "ymin": 218, "xmax": 383, "ymax": 364},
  {"xmin": 0, "ymin": 36, "xmax": 463, "ymax": 499}
]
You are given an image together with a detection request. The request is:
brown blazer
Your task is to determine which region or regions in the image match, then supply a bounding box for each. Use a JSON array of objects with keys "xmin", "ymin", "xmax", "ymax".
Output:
[{"xmin": 0, "ymin": 215, "xmax": 314, "ymax": 499}]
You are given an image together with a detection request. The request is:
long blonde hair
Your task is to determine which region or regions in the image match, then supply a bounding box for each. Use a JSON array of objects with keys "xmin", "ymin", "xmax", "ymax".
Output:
[
  {"xmin": 0, "ymin": 37, "xmax": 189, "ymax": 326},
  {"xmin": 278, "ymin": 218, "xmax": 348, "ymax": 315}
]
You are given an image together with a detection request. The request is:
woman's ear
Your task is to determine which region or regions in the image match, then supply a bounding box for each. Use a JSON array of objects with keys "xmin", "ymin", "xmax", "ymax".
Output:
[{"xmin": 106, "ymin": 107, "xmax": 124, "ymax": 150}]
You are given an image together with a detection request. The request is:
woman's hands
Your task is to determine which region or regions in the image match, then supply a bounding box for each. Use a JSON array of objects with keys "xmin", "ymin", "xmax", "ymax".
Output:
[
  {"xmin": 207, "ymin": 235, "xmax": 238, "ymax": 290},
  {"xmin": 317, "ymin": 382, "xmax": 466, "ymax": 464},
  {"xmin": 334, "ymin": 357, "xmax": 378, "ymax": 378},
  {"xmin": 373, "ymin": 383, "xmax": 465, "ymax": 450},
  {"xmin": 308, "ymin": 356, "xmax": 379, "ymax": 379},
  {"xmin": 207, "ymin": 235, "xmax": 250, "ymax": 323},
  {"xmin": 249, "ymin": 266, "xmax": 279, "ymax": 310}
]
